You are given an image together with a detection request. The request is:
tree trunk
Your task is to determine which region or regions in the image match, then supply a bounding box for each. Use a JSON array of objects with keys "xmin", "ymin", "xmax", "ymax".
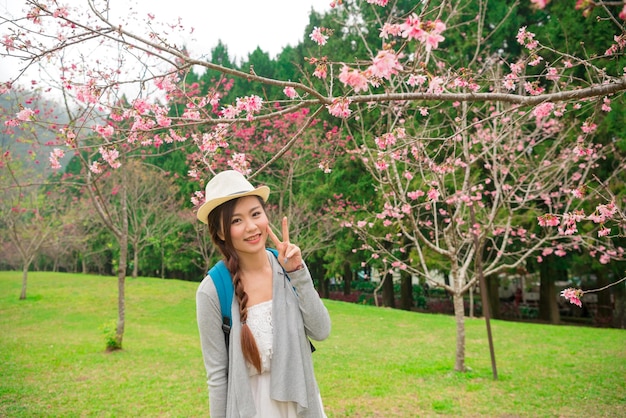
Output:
[
  {"xmin": 400, "ymin": 270, "xmax": 413, "ymax": 311},
  {"xmin": 115, "ymin": 240, "xmax": 127, "ymax": 350},
  {"xmin": 132, "ymin": 245, "xmax": 139, "ymax": 279},
  {"xmin": 113, "ymin": 185, "xmax": 129, "ymax": 351},
  {"xmin": 320, "ymin": 278, "xmax": 329, "ymax": 298},
  {"xmin": 486, "ymin": 274, "xmax": 501, "ymax": 320},
  {"xmin": 160, "ymin": 245, "xmax": 165, "ymax": 279},
  {"xmin": 20, "ymin": 263, "xmax": 28, "ymax": 300},
  {"xmin": 452, "ymin": 292, "xmax": 466, "ymax": 372},
  {"xmin": 594, "ymin": 268, "xmax": 613, "ymax": 326},
  {"xmin": 382, "ymin": 271, "xmax": 395, "ymax": 308},
  {"xmin": 538, "ymin": 257, "xmax": 560, "ymax": 324},
  {"xmin": 342, "ymin": 261, "xmax": 351, "ymax": 296},
  {"xmin": 613, "ymin": 278, "xmax": 625, "ymax": 329}
]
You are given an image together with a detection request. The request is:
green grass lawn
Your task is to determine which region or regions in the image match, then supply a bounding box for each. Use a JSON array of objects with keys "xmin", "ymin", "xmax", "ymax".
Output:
[{"xmin": 1, "ymin": 271, "xmax": 625, "ymax": 417}]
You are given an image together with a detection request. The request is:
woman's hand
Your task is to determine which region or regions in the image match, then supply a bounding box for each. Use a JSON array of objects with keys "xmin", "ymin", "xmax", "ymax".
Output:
[{"xmin": 267, "ymin": 216, "xmax": 304, "ymax": 272}]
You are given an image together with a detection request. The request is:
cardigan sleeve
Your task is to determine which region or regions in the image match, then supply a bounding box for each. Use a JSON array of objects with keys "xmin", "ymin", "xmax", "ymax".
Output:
[
  {"xmin": 286, "ymin": 264, "xmax": 331, "ymax": 341},
  {"xmin": 196, "ymin": 276, "xmax": 229, "ymax": 418}
]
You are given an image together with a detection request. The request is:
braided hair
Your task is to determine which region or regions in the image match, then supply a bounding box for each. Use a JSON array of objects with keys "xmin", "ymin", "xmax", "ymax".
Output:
[{"xmin": 207, "ymin": 196, "xmax": 264, "ymax": 373}]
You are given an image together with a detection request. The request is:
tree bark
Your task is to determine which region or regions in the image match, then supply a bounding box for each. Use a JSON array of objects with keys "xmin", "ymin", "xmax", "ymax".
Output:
[
  {"xmin": 20, "ymin": 263, "xmax": 28, "ymax": 300},
  {"xmin": 400, "ymin": 270, "xmax": 413, "ymax": 311},
  {"xmin": 113, "ymin": 184, "xmax": 129, "ymax": 350},
  {"xmin": 538, "ymin": 257, "xmax": 561, "ymax": 324},
  {"xmin": 594, "ymin": 268, "xmax": 613, "ymax": 326},
  {"xmin": 486, "ymin": 275, "xmax": 501, "ymax": 320},
  {"xmin": 452, "ymin": 292, "xmax": 466, "ymax": 372},
  {"xmin": 613, "ymin": 278, "xmax": 626, "ymax": 329},
  {"xmin": 132, "ymin": 244, "xmax": 139, "ymax": 279},
  {"xmin": 342, "ymin": 260, "xmax": 352, "ymax": 296},
  {"xmin": 382, "ymin": 271, "xmax": 395, "ymax": 308}
]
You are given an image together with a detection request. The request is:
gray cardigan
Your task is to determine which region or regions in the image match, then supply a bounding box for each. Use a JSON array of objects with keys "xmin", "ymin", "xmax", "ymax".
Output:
[{"xmin": 196, "ymin": 250, "xmax": 331, "ymax": 417}]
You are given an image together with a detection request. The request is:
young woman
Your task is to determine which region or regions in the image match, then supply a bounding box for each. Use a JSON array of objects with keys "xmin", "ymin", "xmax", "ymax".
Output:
[{"xmin": 196, "ymin": 170, "xmax": 331, "ymax": 418}]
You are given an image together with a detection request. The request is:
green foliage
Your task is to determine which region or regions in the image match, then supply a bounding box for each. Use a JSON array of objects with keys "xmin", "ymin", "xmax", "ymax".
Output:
[{"xmin": 101, "ymin": 320, "xmax": 121, "ymax": 351}]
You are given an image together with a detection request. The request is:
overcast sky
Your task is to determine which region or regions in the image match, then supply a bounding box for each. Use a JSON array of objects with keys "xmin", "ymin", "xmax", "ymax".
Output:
[{"xmin": 0, "ymin": 0, "xmax": 332, "ymax": 82}]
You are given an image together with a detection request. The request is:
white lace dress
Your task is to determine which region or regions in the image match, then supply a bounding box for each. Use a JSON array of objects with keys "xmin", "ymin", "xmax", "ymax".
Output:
[{"xmin": 246, "ymin": 300, "xmax": 299, "ymax": 417}]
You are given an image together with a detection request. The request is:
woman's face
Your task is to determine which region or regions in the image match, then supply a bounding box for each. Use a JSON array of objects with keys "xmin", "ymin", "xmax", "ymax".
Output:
[{"xmin": 227, "ymin": 195, "xmax": 269, "ymax": 256}]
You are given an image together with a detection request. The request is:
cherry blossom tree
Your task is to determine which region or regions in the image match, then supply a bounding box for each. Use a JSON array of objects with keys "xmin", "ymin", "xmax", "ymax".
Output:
[{"xmin": 2, "ymin": 0, "xmax": 625, "ymax": 363}]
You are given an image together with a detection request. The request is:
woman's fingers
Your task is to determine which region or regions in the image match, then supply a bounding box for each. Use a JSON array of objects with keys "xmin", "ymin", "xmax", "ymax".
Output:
[
  {"xmin": 267, "ymin": 225, "xmax": 281, "ymax": 248},
  {"xmin": 268, "ymin": 217, "xmax": 302, "ymax": 269},
  {"xmin": 282, "ymin": 216, "xmax": 290, "ymax": 244}
]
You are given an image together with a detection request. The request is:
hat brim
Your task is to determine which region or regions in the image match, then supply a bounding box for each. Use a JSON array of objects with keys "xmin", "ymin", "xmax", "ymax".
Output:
[{"xmin": 196, "ymin": 186, "xmax": 270, "ymax": 224}]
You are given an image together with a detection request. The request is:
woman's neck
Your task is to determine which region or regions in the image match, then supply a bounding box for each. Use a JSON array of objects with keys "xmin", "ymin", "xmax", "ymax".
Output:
[{"xmin": 237, "ymin": 248, "xmax": 269, "ymax": 274}]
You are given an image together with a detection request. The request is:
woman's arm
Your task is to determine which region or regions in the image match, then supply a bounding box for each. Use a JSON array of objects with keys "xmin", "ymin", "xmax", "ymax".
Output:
[
  {"xmin": 196, "ymin": 277, "xmax": 229, "ymax": 417},
  {"xmin": 287, "ymin": 264, "xmax": 331, "ymax": 341}
]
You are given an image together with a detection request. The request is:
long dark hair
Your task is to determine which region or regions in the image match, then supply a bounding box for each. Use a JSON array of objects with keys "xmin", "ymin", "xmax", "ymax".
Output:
[{"xmin": 207, "ymin": 196, "xmax": 265, "ymax": 373}]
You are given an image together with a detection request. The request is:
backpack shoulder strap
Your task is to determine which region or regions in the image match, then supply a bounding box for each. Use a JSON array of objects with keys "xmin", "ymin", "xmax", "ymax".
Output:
[{"xmin": 208, "ymin": 260, "xmax": 233, "ymax": 348}]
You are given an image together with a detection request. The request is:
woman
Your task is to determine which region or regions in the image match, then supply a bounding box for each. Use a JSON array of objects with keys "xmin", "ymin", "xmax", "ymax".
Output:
[{"xmin": 196, "ymin": 170, "xmax": 331, "ymax": 418}]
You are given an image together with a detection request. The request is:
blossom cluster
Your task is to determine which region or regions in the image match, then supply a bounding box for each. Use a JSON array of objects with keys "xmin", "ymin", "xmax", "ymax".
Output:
[
  {"xmin": 560, "ymin": 287, "xmax": 583, "ymax": 307},
  {"xmin": 537, "ymin": 201, "xmax": 618, "ymax": 238}
]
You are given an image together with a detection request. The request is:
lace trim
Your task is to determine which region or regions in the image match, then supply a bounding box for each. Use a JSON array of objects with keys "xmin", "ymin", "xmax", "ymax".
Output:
[{"xmin": 246, "ymin": 300, "xmax": 273, "ymax": 375}]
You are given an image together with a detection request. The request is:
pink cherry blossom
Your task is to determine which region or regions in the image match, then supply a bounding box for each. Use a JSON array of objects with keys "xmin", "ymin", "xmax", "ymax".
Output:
[
  {"xmin": 516, "ymin": 27, "xmax": 538, "ymax": 49},
  {"xmin": 379, "ymin": 23, "xmax": 402, "ymax": 39},
  {"xmin": 560, "ymin": 288, "xmax": 583, "ymax": 307},
  {"xmin": 531, "ymin": 0, "xmax": 550, "ymax": 9},
  {"xmin": 94, "ymin": 124, "xmax": 114, "ymax": 138},
  {"xmin": 424, "ymin": 27, "xmax": 446, "ymax": 51},
  {"xmin": 313, "ymin": 64, "xmax": 328, "ymax": 79},
  {"xmin": 16, "ymin": 107, "xmax": 35, "ymax": 121},
  {"xmin": 532, "ymin": 102, "xmax": 554, "ymax": 120},
  {"xmin": 407, "ymin": 74, "xmax": 427, "ymax": 87},
  {"xmin": 156, "ymin": 114, "xmax": 172, "ymax": 128},
  {"xmin": 368, "ymin": 50, "xmax": 403, "ymax": 80},
  {"xmin": 326, "ymin": 98, "xmax": 352, "ymax": 118},
  {"xmin": 74, "ymin": 83, "xmax": 99, "ymax": 104},
  {"xmin": 2, "ymin": 34, "xmax": 15, "ymax": 52},
  {"xmin": 283, "ymin": 86, "xmax": 297, "ymax": 99},
  {"xmin": 309, "ymin": 27, "xmax": 329, "ymax": 46},
  {"xmin": 408, "ymin": 190, "xmax": 425, "ymax": 200},
  {"xmin": 581, "ymin": 121, "xmax": 597, "ymax": 133},
  {"xmin": 427, "ymin": 188, "xmax": 440, "ymax": 201},
  {"xmin": 338, "ymin": 65, "xmax": 370, "ymax": 93},
  {"xmin": 546, "ymin": 67, "xmax": 559, "ymax": 81},
  {"xmin": 427, "ymin": 77, "xmax": 444, "ymax": 94},
  {"xmin": 49, "ymin": 148, "xmax": 65, "ymax": 170},
  {"xmin": 89, "ymin": 161, "xmax": 103, "ymax": 174},
  {"xmin": 99, "ymin": 146, "xmax": 121, "ymax": 169},
  {"xmin": 375, "ymin": 159, "xmax": 389, "ymax": 171},
  {"xmin": 191, "ymin": 191, "xmax": 204, "ymax": 207},
  {"xmin": 400, "ymin": 14, "xmax": 424, "ymax": 41},
  {"xmin": 227, "ymin": 153, "xmax": 251, "ymax": 175},
  {"xmin": 221, "ymin": 105, "xmax": 240, "ymax": 119},
  {"xmin": 537, "ymin": 213, "xmax": 560, "ymax": 227},
  {"xmin": 154, "ymin": 73, "xmax": 179, "ymax": 92},
  {"xmin": 374, "ymin": 132, "xmax": 397, "ymax": 150},
  {"xmin": 366, "ymin": 0, "xmax": 389, "ymax": 6}
]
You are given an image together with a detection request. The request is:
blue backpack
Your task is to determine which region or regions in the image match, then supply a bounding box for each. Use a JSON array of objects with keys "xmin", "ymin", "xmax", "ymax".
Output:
[{"xmin": 208, "ymin": 248, "xmax": 315, "ymax": 352}]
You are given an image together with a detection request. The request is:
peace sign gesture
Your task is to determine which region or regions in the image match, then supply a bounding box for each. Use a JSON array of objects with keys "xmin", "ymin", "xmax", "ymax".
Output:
[{"xmin": 267, "ymin": 216, "xmax": 304, "ymax": 273}]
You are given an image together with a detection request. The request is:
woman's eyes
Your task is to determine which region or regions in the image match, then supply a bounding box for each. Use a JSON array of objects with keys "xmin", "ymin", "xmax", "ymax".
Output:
[{"xmin": 231, "ymin": 211, "xmax": 262, "ymax": 224}]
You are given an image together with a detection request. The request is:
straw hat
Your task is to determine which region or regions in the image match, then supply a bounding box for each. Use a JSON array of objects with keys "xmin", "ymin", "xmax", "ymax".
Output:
[{"xmin": 196, "ymin": 170, "xmax": 270, "ymax": 224}]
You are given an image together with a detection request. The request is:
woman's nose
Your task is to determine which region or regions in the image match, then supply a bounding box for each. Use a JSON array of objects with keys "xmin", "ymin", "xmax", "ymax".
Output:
[{"xmin": 244, "ymin": 217, "xmax": 257, "ymax": 230}]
